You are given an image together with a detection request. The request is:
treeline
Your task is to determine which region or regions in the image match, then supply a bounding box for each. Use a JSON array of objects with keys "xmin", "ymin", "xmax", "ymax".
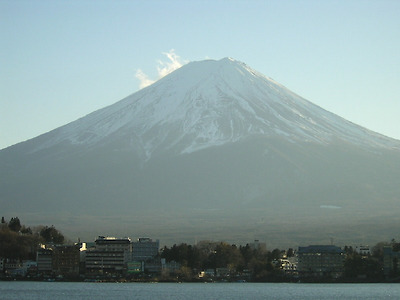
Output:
[
  {"xmin": 160, "ymin": 242, "xmax": 293, "ymax": 281},
  {"xmin": 0, "ymin": 217, "xmax": 64, "ymax": 260}
]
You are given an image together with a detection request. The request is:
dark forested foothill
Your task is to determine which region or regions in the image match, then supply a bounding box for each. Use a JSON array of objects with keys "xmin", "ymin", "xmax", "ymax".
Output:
[{"xmin": 0, "ymin": 217, "xmax": 64, "ymax": 261}]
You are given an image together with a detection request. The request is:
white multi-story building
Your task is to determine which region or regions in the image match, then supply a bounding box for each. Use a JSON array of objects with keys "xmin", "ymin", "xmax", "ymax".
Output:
[
  {"xmin": 85, "ymin": 236, "xmax": 132, "ymax": 274},
  {"xmin": 355, "ymin": 246, "xmax": 371, "ymax": 256}
]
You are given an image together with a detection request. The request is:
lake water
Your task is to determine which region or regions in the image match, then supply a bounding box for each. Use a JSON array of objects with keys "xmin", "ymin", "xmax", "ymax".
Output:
[{"xmin": 1, "ymin": 281, "xmax": 400, "ymax": 299}]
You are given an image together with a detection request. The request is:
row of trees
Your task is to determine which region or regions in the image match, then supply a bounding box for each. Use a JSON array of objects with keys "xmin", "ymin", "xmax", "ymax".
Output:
[
  {"xmin": 0, "ymin": 217, "xmax": 65, "ymax": 260},
  {"xmin": 160, "ymin": 241, "xmax": 293, "ymax": 281}
]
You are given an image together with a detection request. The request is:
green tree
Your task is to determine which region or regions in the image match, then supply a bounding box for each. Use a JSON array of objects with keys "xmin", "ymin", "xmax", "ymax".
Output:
[
  {"xmin": 207, "ymin": 243, "xmax": 243, "ymax": 271},
  {"xmin": 372, "ymin": 241, "xmax": 390, "ymax": 259},
  {"xmin": 20, "ymin": 225, "xmax": 33, "ymax": 235},
  {"xmin": 40, "ymin": 225, "xmax": 64, "ymax": 244},
  {"xmin": 8, "ymin": 217, "xmax": 21, "ymax": 232},
  {"xmin": 344, "ymin": 252, "xmax": 382, "ymax": 280},
  {"xmin": 176, "ymin": 266, "xmax": 193, "ymax": 281},
  {"xmin": 270, "ymin": 248, "xmax": 282, "ymax": 260},
  {"xmin": 0, "ymin": 223, "xmax": 40, "ymax": 260},
  {"xmin": 286, "ymin": 248, "xmax": 294, "ymax": 257}
]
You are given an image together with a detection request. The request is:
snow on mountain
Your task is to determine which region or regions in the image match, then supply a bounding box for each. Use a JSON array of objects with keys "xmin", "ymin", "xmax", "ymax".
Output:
[
  {"xmin": 3, "ymin": 57, "xmax": 400, "ymax": 246},
  {"xmin": 31, "ymin": 57, "xmax": 399, "ymax": 157}
]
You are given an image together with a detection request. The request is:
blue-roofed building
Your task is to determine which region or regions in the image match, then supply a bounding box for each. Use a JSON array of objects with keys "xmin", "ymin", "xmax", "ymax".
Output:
[{"xmin": 297, "ymin": 245, "xmax": 344, "ymax": 279}]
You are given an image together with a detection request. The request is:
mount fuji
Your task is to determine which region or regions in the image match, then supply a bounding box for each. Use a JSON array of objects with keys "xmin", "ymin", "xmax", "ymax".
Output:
[{"xmin": 1, "ymin": 58, "xmax": 400, "ymax": 247}]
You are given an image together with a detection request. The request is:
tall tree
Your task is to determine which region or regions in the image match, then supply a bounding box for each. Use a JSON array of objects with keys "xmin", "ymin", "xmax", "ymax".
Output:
[
  {"xmin": 8, "ymin": 217, "xmax": 21, "ymax": 232},
  {"xmin": 40, "ymin": 225, "xmax": 64, "ymax": 244}
]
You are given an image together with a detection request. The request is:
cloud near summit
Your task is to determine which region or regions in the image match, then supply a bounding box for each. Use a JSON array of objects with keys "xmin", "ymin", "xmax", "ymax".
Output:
[{"xmin": 136, "ymin": 50, "xmax": 187, "ymax": 89}]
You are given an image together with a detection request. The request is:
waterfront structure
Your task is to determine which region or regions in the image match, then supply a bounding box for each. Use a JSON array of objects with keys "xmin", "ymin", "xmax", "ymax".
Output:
[
  {"xmin": 52, "ymin": 245, "xmax": 80, "ymax": 277},
  {"xmin": 36, "ymin": 248, "xmax": 53, "ymax": 274},
  {"xmin": 127, "ymin": 261, "xmax": 144, "ymax": 274},
  {"xmin": 383, "ymin": 246, "xmax": 400, "ymax": 277},
  {"xmin": 4, "ymin": 260, "xmax": 36, "ymax": 277},
  {"xmin": 355, "ymin": 245, "xmax": 371, "ymax": 256},
  {"xmin": 3, "ymin": 259, "xmax": 23, "ymax": 276},
  {"xmin": 85, "ymin": 236, "xmax": 132, "ymax": 275},
  {"xmin": 23, "ymin": 261, "xmax": 37, "ymax": 276},
  {"xmin": 297, "ymin": 245, "xmax": 344, "ymax": 278},
  {"xmin": 279, "ymin": 256, "xmax": 298, "ymax": 276},
  {"xmin": 132, "ymin": 238, "xmax": 159, "ymax": 262}
]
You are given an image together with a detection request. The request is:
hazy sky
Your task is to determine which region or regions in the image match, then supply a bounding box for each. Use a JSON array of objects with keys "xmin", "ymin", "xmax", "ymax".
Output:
[{"xmin": 1, "ymin": 0, "xmax": 399, "ymax": 149}]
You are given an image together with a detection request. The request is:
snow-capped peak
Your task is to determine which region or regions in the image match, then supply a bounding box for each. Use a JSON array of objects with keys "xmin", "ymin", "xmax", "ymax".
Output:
[{"xmin": 31, "ymin": 58, "xmax": 400, "ymax": 156}]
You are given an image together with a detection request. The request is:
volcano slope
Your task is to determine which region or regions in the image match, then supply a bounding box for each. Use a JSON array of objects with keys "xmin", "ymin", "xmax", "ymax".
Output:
[{"xmin": 1, "ymin": 58, "xmax": 400, "ymax": 247}]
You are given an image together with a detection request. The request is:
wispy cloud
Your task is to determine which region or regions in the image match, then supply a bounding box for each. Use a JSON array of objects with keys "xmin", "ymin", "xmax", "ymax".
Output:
[
  {"xmin": 135, "ymin": 69, "xmax": 155, "ymax": 89},
  {"xmin": 136, "ymin": 50, "xmax": 187, "ymax": 89},
  {"xmin": 157, "ymin": 50, "xmax": 185, "ymax": 78},
  {"xmin": 320, "ymin": 205, "xmax": 342, "ymax": 209}
]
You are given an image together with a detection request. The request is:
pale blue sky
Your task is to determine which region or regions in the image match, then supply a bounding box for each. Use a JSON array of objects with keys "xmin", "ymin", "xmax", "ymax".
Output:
[{"xmin": 1, "ymin": 0, "xmax": 399, "ymax": 149}]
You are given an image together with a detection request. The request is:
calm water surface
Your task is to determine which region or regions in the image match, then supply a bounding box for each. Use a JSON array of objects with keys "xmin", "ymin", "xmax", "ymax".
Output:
[{"xmin": 1, "ymin": 281, "xmax": 400, "ymax": 299}]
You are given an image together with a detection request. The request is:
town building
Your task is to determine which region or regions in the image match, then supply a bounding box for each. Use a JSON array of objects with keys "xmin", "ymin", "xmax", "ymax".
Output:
[
  {"xmin": 130, "ymin": 238, "xmax": 160, "ymax": 274},
  {"xmin": 297, "ymin": 245, "xmax": 344, "ymax": 278},
  {"xmin": 3, "ymin": 259, "xmax": 23, "ymax": 276},
  {"xmin": 383, "ymin": 246, "xmax": 400, "ymax": 277},
  {"xmin": 279, "ymin": 256, "xmax": 298, "ymax": 277},
  {"xmin": 85, "ymin": 236, "xmax": 132, "ymax": 275},
  {"xmin": 200, "ymin": 269, "xmax": 215, "ymax": 278},
  {"xmin": 4, "ymin": 259, "xmax": 22, "ymax": 271},
  {"xmin": 132, "ymin": 238, "xmax": 159, "ymax": 262},
  {"xmin": 127, "ymin": 261, "xmax": 144, "ymax": 274},
  {"xmin": 355, "ymin": 245, "xmax": 371, "ymax": 256},
  {"xmin": 36, "ymin": 248, "xmax": 53, "ymax": 274},
  {"xmin": 5, "ymin": 260, "xmax": 37, "ymax": 277},
  {"xmin": 22, "ymin": 261, "xmax": 37, "ymax": 276},
  {"xmin": 52, "ymin": 244, "xmax": 80, "ymax": 277},
  {"xmin": 0, "ymin": 258, "xmax": 4, "ymax": 273}
]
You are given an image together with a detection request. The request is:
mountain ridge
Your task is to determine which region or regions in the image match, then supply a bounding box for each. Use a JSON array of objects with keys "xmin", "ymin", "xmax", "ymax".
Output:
[{"xmin": 8, "ymin": 58, "xmax": 399, "ymax": 158}]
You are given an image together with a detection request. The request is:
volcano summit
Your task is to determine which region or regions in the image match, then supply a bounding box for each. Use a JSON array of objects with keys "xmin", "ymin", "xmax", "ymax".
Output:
[{"xmin": 1, "ymin": 58, "xmax": 400, "ymax": 246}]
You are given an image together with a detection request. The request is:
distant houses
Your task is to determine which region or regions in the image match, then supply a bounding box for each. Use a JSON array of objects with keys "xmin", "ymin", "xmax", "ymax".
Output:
[
  {"xmin": 7, "ymin": 236, "xmax": 161, "ymax": 280},
  {"xmin": 3, "ymin": 238, "xmax": 400, "ymax": 282}
]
